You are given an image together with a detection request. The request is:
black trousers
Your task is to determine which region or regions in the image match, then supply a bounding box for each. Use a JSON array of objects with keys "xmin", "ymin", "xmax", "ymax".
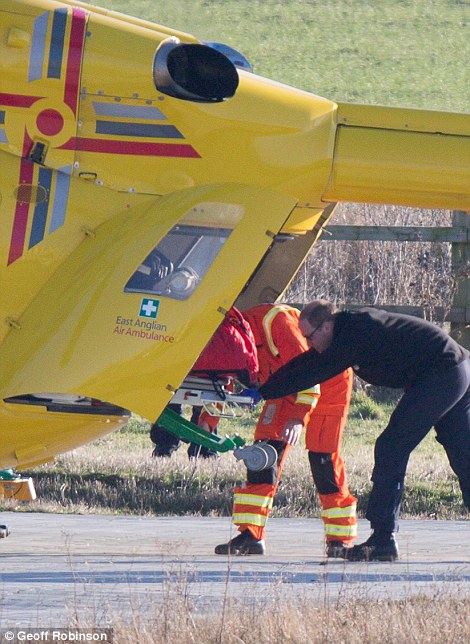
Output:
[
  {"xmin": 366, "ymin": 359, "xmax": 470, "ymax": 533},
  {"xmin": 150, "ymin": 405, "xmax": 217, "ymax": 458}
]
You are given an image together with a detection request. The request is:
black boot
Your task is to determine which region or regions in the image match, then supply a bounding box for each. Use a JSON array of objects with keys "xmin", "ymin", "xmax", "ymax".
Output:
[
  {"xmin": 325, "ymin": 540, "xmax": 351, "ymax": 558},
  {"xmin": 187, "ymin": 443, "xmax": 219, "ymax": 460},
  {"xmin": 346, "ymin": 531, "xmax": 399, "ymax": 562},
  {"xmin": 215, "ymin": 529, "xmax": 266, "ymax": 555}
]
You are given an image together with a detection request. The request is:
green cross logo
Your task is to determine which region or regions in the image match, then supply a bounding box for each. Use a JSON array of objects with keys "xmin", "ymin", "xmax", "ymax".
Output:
[{"xmin": 139, "ymin": 298, "xmax": 160, "ymax": 318}]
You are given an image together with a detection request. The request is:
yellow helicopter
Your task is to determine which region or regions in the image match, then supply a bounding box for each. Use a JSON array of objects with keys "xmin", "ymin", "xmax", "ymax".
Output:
[{"xmin": 0, "ymin": 0, "xmax": 469, "ymax": 482}]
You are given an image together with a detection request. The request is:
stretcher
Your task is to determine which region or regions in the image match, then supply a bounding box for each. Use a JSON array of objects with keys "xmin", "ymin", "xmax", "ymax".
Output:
[
  {"xmin": 170, "ymin": 374, "xmax": 253, "ymax": 418},
  {"xmin": 164, "ymin": 375, "xmax": 278, "ymax": 470},
  {"xmin": 159, "ymin": 406, "xmax": 245, "ymax": 452}
]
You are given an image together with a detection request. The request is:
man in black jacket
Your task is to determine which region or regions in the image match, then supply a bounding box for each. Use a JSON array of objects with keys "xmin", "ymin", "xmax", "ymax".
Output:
[{"xmin": 257, "ymin": 300, "xmax": 470, "ymax": 561}]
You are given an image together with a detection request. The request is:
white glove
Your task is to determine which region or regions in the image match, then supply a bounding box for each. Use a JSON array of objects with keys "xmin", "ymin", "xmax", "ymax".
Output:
[{"xmin": 280, "ymin": 419, "xmax": 303, "ymax": 446}]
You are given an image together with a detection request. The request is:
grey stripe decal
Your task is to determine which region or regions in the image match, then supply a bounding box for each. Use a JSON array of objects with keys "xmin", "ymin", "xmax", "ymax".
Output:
[
  {"xmin": 92, "ymin": 102, "xmax": 167, "ymax": 120},
  {"xmin": 96, "ymin": 121, "xmax": 183, "ymax": 139}
]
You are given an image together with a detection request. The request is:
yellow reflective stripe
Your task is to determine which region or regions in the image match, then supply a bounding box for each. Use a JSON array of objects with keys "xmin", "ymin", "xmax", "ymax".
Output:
[
  {"xmin": 296, "ymin": 386, "xmax": 320, "ymax": 407},
  {"xmin": 324, "ymin": 524, "xmax": 358, "ymax": 538},
  {"xmin": 262, "ymin": 305, "xmax": 297, "ymax": 357},
  {"xmin": 301, "ymin": 384, "xmax": 321, "ymax": 396},
  {"xmin": 321, "ymin": 504, "xmax": 357, "ymax": 519},
  {"xmin": 233, "ymin": 513, "xmax": 268, "ymax": 527},
  {"xmin": 234, "ymin": 493, "xmax": 273, "ymax": 509}
]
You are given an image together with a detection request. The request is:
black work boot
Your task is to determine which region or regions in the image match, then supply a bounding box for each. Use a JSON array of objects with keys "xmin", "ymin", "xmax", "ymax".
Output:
[
  {"xmin": 346, "ymin": 531, "xmax": 399, "ymax": 562},
  {"xmin": 215, "ymin": 529, "xmax": 266, "ymax": 555},
  {"xmin": 325, "ymin": 540, "xmax": 351, "ymax": 558}
]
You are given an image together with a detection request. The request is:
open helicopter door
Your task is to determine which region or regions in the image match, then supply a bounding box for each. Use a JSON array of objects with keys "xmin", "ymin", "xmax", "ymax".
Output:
[{"xmin": 0, "ymin": 181, "xmax": 297, "ymax": 442}]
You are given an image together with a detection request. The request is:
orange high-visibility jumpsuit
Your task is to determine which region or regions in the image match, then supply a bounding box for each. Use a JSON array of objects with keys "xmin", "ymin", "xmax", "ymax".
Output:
[
  {"xmin": 232, "ymin": 304, "xmax": 356, "ymax": 545},
  {"xmin": 232, "ymin": 304, "xmax": 320, "ymax": 541},
  {"xmin": 307, "ymin": 369, "xmax": 357, "ymax": 545}
]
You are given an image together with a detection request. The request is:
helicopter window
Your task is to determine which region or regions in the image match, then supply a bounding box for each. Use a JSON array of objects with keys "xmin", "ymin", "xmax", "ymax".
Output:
[{"xmin": 124, "ymin": 225, "xmax": 232, "ymax": 300}]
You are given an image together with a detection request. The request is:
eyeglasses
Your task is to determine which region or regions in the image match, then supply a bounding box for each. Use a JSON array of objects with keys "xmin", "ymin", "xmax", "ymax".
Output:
[{"xmin": 303, "ymin": 321, "xmax": 324, "ymax": 343}]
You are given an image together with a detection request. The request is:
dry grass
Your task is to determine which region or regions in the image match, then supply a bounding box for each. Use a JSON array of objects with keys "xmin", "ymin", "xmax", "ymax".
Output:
[
  {"xmin": 6, "ymin": 393, "xmax": 468, "ymax": 522},
  {"xmin": 5, "ymin": 400, "xmax": 468, "ymax": 643},
  {"xmin": 287, "ymin": 204, "xmax": 455, "ymax": 322},
  {"xmin": 79, "ymin": 592, "xmax": 470, "ymax": 643}
]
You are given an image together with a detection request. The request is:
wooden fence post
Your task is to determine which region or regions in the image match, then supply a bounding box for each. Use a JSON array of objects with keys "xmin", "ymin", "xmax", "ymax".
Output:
[{"xmin": 451, "ymin": 211, "xmax": 470, "ymax": 347}]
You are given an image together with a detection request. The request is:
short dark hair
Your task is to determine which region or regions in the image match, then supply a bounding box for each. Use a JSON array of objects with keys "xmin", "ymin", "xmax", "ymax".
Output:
[{"xmin": 299, "ymin": 300, "xmax": 339, "ymax": 327}]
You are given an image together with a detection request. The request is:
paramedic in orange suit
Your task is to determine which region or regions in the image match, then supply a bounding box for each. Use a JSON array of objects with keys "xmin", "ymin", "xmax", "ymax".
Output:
[
  {"xmin": 307, "ymin": 368, "xmax": 356, "ymax": 556},
  {"xmin": 215, "ymin": 304, "xmax": 356, "ymax": 557}
]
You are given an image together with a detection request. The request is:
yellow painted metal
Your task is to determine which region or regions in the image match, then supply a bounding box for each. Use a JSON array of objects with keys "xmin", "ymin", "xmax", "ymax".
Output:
[
  {"xmin": 336, "ymin": 103, "xmax": 470, "ymax": 136},
  {"xmin": 0, "ymin": 399, "xmax": 128, "ymax": 469},
  {"xmin": 0, "ymin": 0, "xmax": 469, "ymax": 468},
  {"xmin": 0, "ymin": 154, "xmax": 156, "ymax": 346},
  {"xmin": 1, "ymin": 0, "xmax": 338, "ymax": 203},
  {"xmin": 280, "ymin": 206, "xmax": 329, "ymax": 234},
  {"xmin": 76, "ymin": 40, "xmax": 337, "ymax": 204},
  {"xmin": 0, "ymin": 181, "xmax": 296, "ymax": 466},
  {"xmin": 325, "ymin": 104, "xmax": 470, "ymax": 209}
]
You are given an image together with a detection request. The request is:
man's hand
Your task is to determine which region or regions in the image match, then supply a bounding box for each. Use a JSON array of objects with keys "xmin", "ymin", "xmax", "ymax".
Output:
[{"xmin": 280, "ymin": 419, "xmax": 303, "ymax": 446}]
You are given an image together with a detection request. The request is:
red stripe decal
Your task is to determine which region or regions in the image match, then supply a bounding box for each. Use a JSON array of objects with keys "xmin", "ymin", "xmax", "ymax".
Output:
[
  {"xmin": 0, "ymin": 93, "xmax": 42, "ymax": 108},
  {"xmin": 8, "ymin": 133, "xmax": 35, "ymax": 265},
  {"xmin": 59, "ymin": 137, "xmax": 201, "ymax": 158},
  {"xmin": 63, "ymin": 8, "xmax": 87, "ymax": 114}
]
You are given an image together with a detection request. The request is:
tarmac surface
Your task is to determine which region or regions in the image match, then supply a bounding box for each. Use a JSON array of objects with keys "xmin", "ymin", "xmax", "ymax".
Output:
[{"xmin": 0, "ymin": 512, "xmax": 469, "ymax": 628}]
